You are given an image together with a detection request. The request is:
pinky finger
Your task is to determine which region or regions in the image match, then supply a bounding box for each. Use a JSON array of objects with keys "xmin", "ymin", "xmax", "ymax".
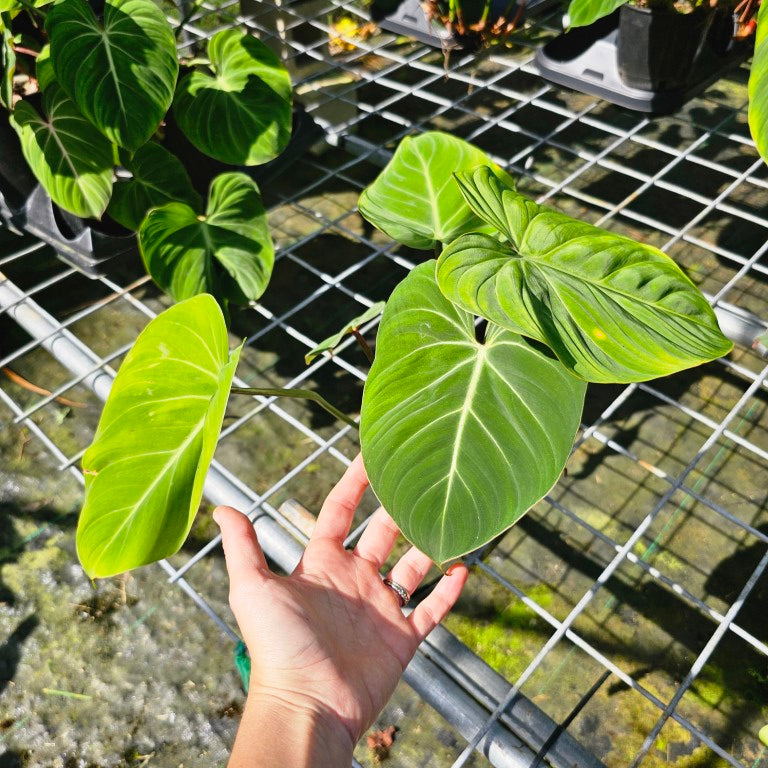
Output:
[{"xmin": 409, "ymin": 564, "xmax": 468, "ymax": 641}]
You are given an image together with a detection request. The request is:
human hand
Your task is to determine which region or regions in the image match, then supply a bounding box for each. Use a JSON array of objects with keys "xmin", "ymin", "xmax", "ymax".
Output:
[{"xmin": 214, "ymin": 454, "xmax": 468, "ymax": 765}]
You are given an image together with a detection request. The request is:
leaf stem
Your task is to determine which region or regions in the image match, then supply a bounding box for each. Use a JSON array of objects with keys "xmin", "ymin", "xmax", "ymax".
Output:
[
  {"xmin": 351, "ymin": 328, "xmax": 374, "ymax": 364},
  {"xmin": 16, "ymin": 0, "xmax": 46, "ymax": 19},
  {"xmin": 230, "ymin": 386, "xmax": 358, "ymax": 429}
]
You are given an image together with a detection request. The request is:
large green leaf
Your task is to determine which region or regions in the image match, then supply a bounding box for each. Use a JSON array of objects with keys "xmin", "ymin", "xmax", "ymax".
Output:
[
  {"xmin": 358, "ymin": 131, "xmax": 516, "ymax": 250},
  {"xmin": 173, "ymin": 29, "xmax": 292, "ymax": 166},
  {"xmin": 566, "ymin": 0, "xmax": 625, "ymax": 27},
  {"xmin": 360, "ymin": 261, "xmax": 586, "ymax": 564},
  {"xmin": 46, "ymin": 0, "xmax": 178, "ymax": 150},
  {"xmin": 305, "ymin": 301, "xmax": 386, "ymax": 364},
  {"xmin": 436, "ymin": 167, "xmax": 733, "ymax": 383},
  {"xmin": 749, "ymin": 2, "xmax": 768, "ymax": 163},
  {"xmin": 108, "ymin": 142, "xmax": 202, "ymax": 231},
  {"xmin": 140, "ymin": 172, "xmax": 274, "ymax": 307},
  {"xmin": 9, "ymin": 86, "xmax": 114, "ymax": 218},
  {"xmin": 78, "ymin": 294, "xmax": 241, "ymax": 578}
]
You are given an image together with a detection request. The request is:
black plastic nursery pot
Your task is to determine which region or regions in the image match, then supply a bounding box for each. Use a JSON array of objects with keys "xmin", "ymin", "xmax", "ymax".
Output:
[
  {"xmin": 0, "ymin": 115, "xmax": 138, "ymax": 279},
  {"xmin": 617, "ymin": 3, "xmax": 713, "ymax": 91}
]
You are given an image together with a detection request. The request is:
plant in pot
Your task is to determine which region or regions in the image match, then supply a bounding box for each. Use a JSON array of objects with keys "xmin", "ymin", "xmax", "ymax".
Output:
[
  {"xmin": 71, "ymin": 131, "xmax": 731, "ymax": 584},
  {"xmin": 0, "ymin": 0, "xmax": 292, "ymax": 300},
  {"xmin": 536, "ymin": 0, "xmax": 766, "ymax": 122}
]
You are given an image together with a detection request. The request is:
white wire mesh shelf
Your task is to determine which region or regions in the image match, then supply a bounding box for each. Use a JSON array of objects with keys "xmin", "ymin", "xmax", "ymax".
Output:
[{"xmin": 1, "ymin": 1, "xmax": 767, "ymax": 765}]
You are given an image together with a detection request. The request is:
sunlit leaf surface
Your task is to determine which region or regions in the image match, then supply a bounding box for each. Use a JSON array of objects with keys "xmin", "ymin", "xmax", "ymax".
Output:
[
  {"xmin": 358, "ymin": 131, "xmax": 516, "ymax": 250},
  {"xmin": 437, "ymin": 167, "xmax": 732, "ymax": 383},
  {"xmin": 361, "ymin": 261, "xmax": 586, "ymax": 564},
  {"xmin": 78, "ymin": 294, "xmax": 241, "ymax": 577}
]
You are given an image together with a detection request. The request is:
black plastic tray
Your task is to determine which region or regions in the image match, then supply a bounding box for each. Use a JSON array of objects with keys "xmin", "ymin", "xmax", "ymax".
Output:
[{"xmin": 534, "ymin": 12, "xmax": 753, "ymax": 114}]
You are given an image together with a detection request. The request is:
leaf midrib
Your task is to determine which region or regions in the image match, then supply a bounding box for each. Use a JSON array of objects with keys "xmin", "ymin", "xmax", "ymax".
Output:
[
  {"xmin": 88, "ymin": 411, "xmax": 208, "ymax": 572},
  {"xmin": 437, "ymin": 345, "xmax": 485, "ymax": 556},
  {"xmin": 506, "ymin": 231, "xmax": 714, "ymax": 330}
]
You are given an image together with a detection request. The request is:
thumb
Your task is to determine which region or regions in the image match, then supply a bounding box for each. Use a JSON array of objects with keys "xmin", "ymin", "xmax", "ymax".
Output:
[{"xmin": 213, "ymin": 506, "xmax": 270, "ymax": 585}]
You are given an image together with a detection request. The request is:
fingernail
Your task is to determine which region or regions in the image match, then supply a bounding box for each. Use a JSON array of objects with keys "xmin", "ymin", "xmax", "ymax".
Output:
[
  {"xmin": 446, "ymin": 563, "xmax": 465, "ymax": 576},
  {"xmin": 212, "ymin": 509, "xmax": 222, "ymax": 527}
]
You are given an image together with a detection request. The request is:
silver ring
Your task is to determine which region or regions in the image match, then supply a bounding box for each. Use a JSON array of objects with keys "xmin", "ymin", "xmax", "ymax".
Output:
[{"xmin": 383, "ymin": 578, "xmax": 410, "ymax": 607}]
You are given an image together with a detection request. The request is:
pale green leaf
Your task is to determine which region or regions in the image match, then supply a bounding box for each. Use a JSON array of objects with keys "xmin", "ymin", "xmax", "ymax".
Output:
[
  {"xmin": 46, "ymin": 0, "xmax": 178, "ymax": 150},
  {"xmin": 566, "ymin": 0, "xmax": 625, "ymax": 27},
  {"xmin": 305, "ymin": 301, "xmax": 386, "ymax": 364},
  {"xmin": 108, "ymin": 142, "xmax": 202, "ymax": 231},
  {"xmin": 78, "ymin": 294, "xmax": 241, "ymax": 578},
  {"xmin": 9, "ymin": 87, "xmax": 114, "ymax": 218},
  {"xmin": 360, "ymin": 261, "xmax": 586, "ymax": 564},
  {"xmin": 748, "ymin": 2, "xmax": 768, "ymax": 163},
  {"xmin": 358, "ymin": 131, "xmax": 517, "ymax": 250},
  {"xmin": 173, "ymin": 29, "xmax": 292, "ymax": 166},
  {"xmin": 35, "ymin": 44, "xmax": 55, "ymax": 93},
  {"xmin": 1, "ymin": 13, "xmax": 14, "ymax": 109},
  {"xmin": 140, "ymin": 172, "xmax": 274, "ymax": 307},
  {"xmin": 437, "ymin": 167, "xmax": 733, "ymax": 383}
]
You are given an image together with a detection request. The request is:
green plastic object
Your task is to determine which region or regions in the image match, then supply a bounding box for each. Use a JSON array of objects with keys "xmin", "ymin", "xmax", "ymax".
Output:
[{"xmin": 235, "ymin": 641, "xmax": 251, "ymax": 692}]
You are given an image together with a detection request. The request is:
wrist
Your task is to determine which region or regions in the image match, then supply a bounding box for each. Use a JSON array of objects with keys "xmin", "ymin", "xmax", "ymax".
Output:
[{"xmin": 230, "ymin": 686, "xmax": 355, "ymax": 768}]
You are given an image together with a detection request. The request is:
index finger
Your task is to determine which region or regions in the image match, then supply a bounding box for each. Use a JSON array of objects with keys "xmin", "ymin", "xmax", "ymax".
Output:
[{"xmin": 312, "ymin": 453, "xmax": 369, "ymax": 542}]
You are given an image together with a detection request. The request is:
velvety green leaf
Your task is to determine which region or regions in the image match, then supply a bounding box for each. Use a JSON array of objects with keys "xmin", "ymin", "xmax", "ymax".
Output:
[
  {"xmin": 9, "ymin": 86, "xmax": 114, "ymax": 218},
  {"xmin": 108, "ymin": 142, "xmax": 202, "ymax": 231},
  {"xmin": 360, "ymin": 261, "xmax": 586, "ymax": 564},
  {"xmin": 305, "ymin": 301, "xmax": 386, "ymax": 363},
  {"xmin": 78, "ymin": 294, "xmax": 241, "ymax": 578},
  {"xmin": 46, "ymin": 0, "xmax": 178, "ymax": 150},
  {"xmin": 748, "ymin": 2, "xmax": 768, "ymax": 163},
  {"xmin": 0, "ymin": 1, "xmax": 19, "ymax": 14},
  {"xmin": 140, "ymin": 172, "xmax": 274, "ymax": 307},
  {"xmin": 0, "ymin": 14, "xmax": 14, "ymax": 109},
  {"xmin": 358, "ymin": 131, "xmax": 517, "ymax": 250},
  {"xmin": 566, "ymin": 0, "xmax": 625, "ymax": 27},
  {"xmin": 437, "ymin": 167, "xmax": 733, "ymax": 383},
  {"xmin": 173, "ymin": 29, "xmax": 292, "ymax": 166}
]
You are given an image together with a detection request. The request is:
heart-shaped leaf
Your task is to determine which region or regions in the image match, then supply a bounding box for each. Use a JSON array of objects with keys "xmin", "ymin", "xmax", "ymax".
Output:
[
  {"xmin": 358, "ymin": 131, "xmax": 516, "ymax": 250},
  {"xmin": 46, "ymin": 0, "xmax": 178, "ymax": 150},
  {"xmin": 78, "ymin": 294, "xmax": 241, "ymax": 578},
  {"xmin": 9, "ymin": 86, "xmax": 114, "ymax": 218},
  {"xmin": 565, "ymin": 0, "xmax": 625, "ymax": 26},
  {"xmin": 360, "ymin": 261, "xmax": 586, "ymax": 564},
  {"xmin": 436, "ymin": 167, "xmax": 733, "ymax": 383},
  {"xmin": 749, "ymin": 2, "xmax": 768, "ymax": 163},
  {"xmin": 173, "ymin": 29, "xmax": 292, "ymax": 166},
  {"xmin": 108, "ymin": 142, "xmax": 202, "ymax": 231},
  {"xmin": 305, "ymin": 301, "xmax": 386, "ymax": 364},
  {"xmin": 140, "ymin": 172, "xmax": 274, "ymax": 307}
]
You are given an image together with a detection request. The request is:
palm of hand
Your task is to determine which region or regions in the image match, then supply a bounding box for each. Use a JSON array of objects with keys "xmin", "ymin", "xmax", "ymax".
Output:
[
  {"xmin": 240, "ymin": 538, "xmax": 417, "ymax": 740},
  {"xmin": 216, "ymin": 455, "xmax": 467, "ymax": 747}
]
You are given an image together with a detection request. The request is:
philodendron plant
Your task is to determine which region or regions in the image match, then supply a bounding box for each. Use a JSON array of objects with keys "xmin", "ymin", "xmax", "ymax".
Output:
[
  {"xmin": 75, "ymin": 131, "xmax": 732, "ymax": 578},
  {"xmin": 563, "ymin": 0, "xmax": 768, "ymax": 165},
  {"xmin": 0, "ymin": 0, "xmax": 290, "ymax": 309}
]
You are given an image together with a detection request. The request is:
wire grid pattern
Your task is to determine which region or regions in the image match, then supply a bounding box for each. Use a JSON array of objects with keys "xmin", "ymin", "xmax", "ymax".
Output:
[{"xmin": 1, "ymin": 1, "xmax": 767, "ymax": 765}]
